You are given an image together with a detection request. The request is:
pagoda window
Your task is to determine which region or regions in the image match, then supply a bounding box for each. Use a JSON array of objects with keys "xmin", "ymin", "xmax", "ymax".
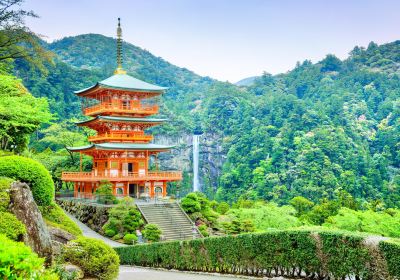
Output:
[{"xmin": 111, "ymin": 162, "xmax": 118, "ymax": 169}]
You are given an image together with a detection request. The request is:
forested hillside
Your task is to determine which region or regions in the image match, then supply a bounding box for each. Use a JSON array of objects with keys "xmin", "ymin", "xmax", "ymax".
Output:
[{"xmin": 13, "ymin": 36, "xmax": 400, "ymax": 207}]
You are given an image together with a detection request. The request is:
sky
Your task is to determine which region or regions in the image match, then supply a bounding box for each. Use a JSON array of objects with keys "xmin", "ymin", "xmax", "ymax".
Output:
[{"xmin": 22, "ymin": 0, "xmax": 400, "ymax": 82}]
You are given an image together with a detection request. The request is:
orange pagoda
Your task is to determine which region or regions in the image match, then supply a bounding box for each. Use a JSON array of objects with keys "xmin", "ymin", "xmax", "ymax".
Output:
[{"xmin": 61, "ymin": 19, "xmax": 182, "ymax": 199}]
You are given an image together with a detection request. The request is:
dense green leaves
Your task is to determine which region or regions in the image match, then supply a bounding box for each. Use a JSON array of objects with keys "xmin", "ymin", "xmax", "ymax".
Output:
[
  {"xmin": 0, "ymin": 156, "xmax": 54, "ymax": 205},
  {"xmin": 116, "ymin": 229, "xmax": 400, "ymax": 279},
  {"xmin": 63, "ymin": 236, "xmax": 120, "ymax": 280}
]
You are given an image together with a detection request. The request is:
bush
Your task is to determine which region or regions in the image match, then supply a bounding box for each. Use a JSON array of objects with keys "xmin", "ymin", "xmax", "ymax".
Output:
[
  {"xmin": 0, "ymin": 234, "xmax": 57, "ymax": 279},
  {"xmin": 0, "ymin": 212, "xmax": 26, "ymax": 240},
  {"xmin": 40, "ymin": 203, "xmax": 82, "ymax": 236},
  {"xmin": 0, "ymin": 156, "xmax": 54, "ymax": 205},
  {"xmin": 105, "ymin": 229, "xmax": 116, "ymax": 238},
  {"xmin": 63, "ymin": 236, "xmax": 119, "ymax": 280},
  {"xmin": 324, "ymin": 208, "xmax": 400, "ymax": 238},
  {"xmin": 0, "ymin": 177, "xmax": 13, "ymax": 211},
  {"xmin": 216, "ymin": 202, "xmax": 230, "ymax": 214},
  {"xmin": 181, "ymin": 193, "xmax": 201, "ymax": 213},
  {"xmin": 198, "ymin": 224, "xmax": 209, "ymax": 237},
  {"xmin": 143, "ymin": 224, "xmax": 162, "ymax": 242},
  {"xmin": 102, "ymin": 202, "xmax": 144, "ymax": 237},
  {"xmin": 123, "ymin": 233, "xmax": 138, "ymax": 244},
  {"xmin": 115, "ymin": 229, "xmax": 400, "ymax": 279}
]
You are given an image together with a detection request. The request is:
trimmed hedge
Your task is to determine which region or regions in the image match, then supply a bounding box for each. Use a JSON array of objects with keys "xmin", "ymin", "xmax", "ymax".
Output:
[
  {"xmin": 379, "ymin": 239, "xmax": 400, "ymax": 278},
  {"xmin": 0, "ymin": 156, "xmax": 54, "ymax": 205},
  {"xmin": 115, "ymin": 230, "xmax": 400, "ymax": 279}
]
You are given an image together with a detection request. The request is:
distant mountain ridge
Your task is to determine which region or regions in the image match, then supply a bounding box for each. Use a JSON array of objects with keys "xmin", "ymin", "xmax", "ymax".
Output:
[{"xmin": 235, "ymin": 76, "xmax": 258, "ymax": 86}]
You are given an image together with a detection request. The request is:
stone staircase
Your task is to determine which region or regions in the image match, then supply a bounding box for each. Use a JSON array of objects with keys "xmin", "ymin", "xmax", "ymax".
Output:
[{"xmin": 136, "ymin": 202, "xmax": 202, "ymax": 241}]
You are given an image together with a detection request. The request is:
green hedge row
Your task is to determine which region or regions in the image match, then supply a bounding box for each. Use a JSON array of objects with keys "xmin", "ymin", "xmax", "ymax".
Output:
[
  {"xmin": 115, "ymin": 230, "xmax": 400, "ymax": 279},
  {"xmin": 380, "ymin": 239, "xmax": 400, "ymax": 278}
]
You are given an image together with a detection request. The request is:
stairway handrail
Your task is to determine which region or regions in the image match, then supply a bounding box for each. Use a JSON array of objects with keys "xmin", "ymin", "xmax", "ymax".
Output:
[{"xmin": 136, "ymin": 204, "xmax": 149, "ymax": 224}]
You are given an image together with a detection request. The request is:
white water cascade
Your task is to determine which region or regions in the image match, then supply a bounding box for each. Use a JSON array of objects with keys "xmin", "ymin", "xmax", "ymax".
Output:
[{"xmin": 193, "ymin": 134, "xmax": 200, "ymax": 192}]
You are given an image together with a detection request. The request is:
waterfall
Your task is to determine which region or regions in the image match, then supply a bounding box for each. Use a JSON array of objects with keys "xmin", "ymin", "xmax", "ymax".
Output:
[{"xmin": 193, "ymin": 134, "xmax": 200, "ymax": 192}]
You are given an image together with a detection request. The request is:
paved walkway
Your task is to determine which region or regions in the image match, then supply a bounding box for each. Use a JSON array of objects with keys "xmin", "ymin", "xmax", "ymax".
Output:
[
  {"xmin": 118, "ymin": 266, "xmax": 276, "ymax": 280},
  {"xmin": 66, "ymin": 213, "xmax": 126, "ymax": 247}
]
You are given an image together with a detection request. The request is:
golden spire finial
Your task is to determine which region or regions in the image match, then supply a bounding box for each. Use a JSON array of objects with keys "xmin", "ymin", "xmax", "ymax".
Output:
[{"xmin": 114, "ymin": 17, "xmax": 126, "ymax": 74}]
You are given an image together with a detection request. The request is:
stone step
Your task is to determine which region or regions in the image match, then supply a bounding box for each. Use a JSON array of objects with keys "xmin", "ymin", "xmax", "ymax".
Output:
[{"xmin": 136, "ymin": 202, "xmax": 201, "ymax": 241}]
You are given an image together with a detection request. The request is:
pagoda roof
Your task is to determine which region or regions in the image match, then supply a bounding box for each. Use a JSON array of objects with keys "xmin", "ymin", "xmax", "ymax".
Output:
[
  {"xmin": 76, "ymin": 116, "xmax": 167, "ymax": 126},
  {"xmin": 68, "ymin": 143, "xmax": 174, "ymax": 152},
  {"xmin": 75, "ymin": 73, "xmax": 167, "ymax": 96}
]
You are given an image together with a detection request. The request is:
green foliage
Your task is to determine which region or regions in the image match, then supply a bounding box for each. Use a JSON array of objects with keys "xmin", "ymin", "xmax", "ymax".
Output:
[
  {"xmin": 0, "ymin": 234, "xmax": 54, "ymax": 280},
  {"xmin": 216, "ymin": 202, "xmax": 230, "ymax": 215},
  {"xmin": 105, "ymin": 229, "xmax": 116, "ymax": 238},
  {"xmin": 94, "ymin": 180, "xmax": 117, "ymax": 205},
  {"xmin": 379, "ymin": 239, "xmax": 400, "ymax": 278},
  {"xmin": 0, "ymin": 212, "xmax": 26, "ymax": 240},
  {"xmin": 39, "ymin": 203, "xmax": 82, "ymax": 236},
  {"xmin": 181, "ymin": 192, "xmax": 219, "ymax": 229},
  {"xmin": 62, "ymin": 236, "xmax": 119, "ymax": 280},
  {"xmin": 102, "ymin": 199, "xmax": 144, "ymax": 238},
  {"xmin": 123, "ymin": 233, "xmax": 138, "ymax": 245},
  {"xmin": 0, "ymin": 176, "xmax": 13, "ymax": 211},
  {"xmin": 0, "ymin": 73, "xmax": 51, "ymax": 152},
  {"xmin": 198, "ymin": 224, "xmax": 209, "ymax": 237},
  {"xmin": 290, "ymin": 196, "xmax": 314, "ymax": 217},
  {"xmin": 116, "ymin": 229, "xmax": 397, "ymax": 279},
  {"xmin": 181, "ymin": 193, "xmax": 201, "ymax": 213},
  {"xmin": 226, "ymin": 202, "xmax": 302, "ymax": 232},
  {"xmin": 319, "ymin": 231, "xmax": 371, "ymax": 278},
  {"xmin": 0, "ymin": 155, "xmax": 54, "ymax": 205},
  {"xmin": 143, "ymin": 224, "xmax": 162, "ymax": 242},
  {"xmin": 324, "ymin": 208, "xmax": 400, "ymax": 238}
]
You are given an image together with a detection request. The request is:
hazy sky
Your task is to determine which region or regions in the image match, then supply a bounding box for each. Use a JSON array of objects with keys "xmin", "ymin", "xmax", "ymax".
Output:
[{"xmin": 23, "ymin": 0, "xmax": 400, "ymax": 82}]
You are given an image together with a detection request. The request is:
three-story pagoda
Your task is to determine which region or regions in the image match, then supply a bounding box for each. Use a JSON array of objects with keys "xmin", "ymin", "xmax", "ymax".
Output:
[{"xmin": 61, "ymin": 19, "xmax": 182, "ymax": 199}]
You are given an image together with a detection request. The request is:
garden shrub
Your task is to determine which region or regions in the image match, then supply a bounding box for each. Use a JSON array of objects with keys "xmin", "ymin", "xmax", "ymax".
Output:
[
  {"xmin": 115, "ymin": 229, "xmax": 400, "ymax": 279},
  {"xmin": 143, "ymin": 224, "xmax": 162, "ymax": 242},
  {"xmin": 0, "ymin": 176, "xmax": 13, "ymax": 211},
  {"xmin": 102, "ymin": 200, "xmax": 144, "ymax": 237},
  {"xmin": 40, "ymin": 203, "xmax": 82, "ymax": 236},
  {"xmin": 0, "ymin": 234, "xmax": 57, "ymax": 279},
  {"xmin": 0, "ymin": 212, "xmax": 26, "ymax": 240},
  {"xmin": 105, "ymin": 229, "xmax": 116, "ymax": 238},
  {"xmin": 198, "ymin": 224, "xmax": 209, "ymax": 237},
  {"xmin": 0, "ymin": 156, "xmax": 54, "ymax": 205},
  {"xmin": 63, "ymin": 236, "xmax": 119, "ymax": 280},
  {"xmin": 181, "ymin": 193, "xmax": 201, "ymax": 213},
  {"xmin": 216, "ymin": 202, "xmax": 230, "ymax": 214},
  {"xmin": 123, "ymin": 233, "xmax": 138, "ymax": 244}
]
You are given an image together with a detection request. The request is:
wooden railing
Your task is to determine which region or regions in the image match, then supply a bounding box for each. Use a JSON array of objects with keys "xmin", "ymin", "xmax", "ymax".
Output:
[
  {"xmin": 89, "ymin": 132, "xmax": 153, "ymax": 142},
  {"xmin": 61, "ymin": 171, "xmax": 182, "ymax": 182},
  {"xmin": 83, "ymin": 101, "xmax": 158, "ymax": 116}
]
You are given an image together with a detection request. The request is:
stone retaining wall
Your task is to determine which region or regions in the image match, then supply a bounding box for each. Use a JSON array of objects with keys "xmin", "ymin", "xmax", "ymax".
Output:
[{"xmin": 56, "ymin": 199, "xmax": 110, "ymax": 233}]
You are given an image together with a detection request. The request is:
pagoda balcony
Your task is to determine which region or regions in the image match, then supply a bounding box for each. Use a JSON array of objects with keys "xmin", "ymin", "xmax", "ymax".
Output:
[
  {"xmin": 88, "ymin": 132, "xmax": 153, "ymax": 143},
  {"xmin": 61, "ymin": 171, "xmax": 182, "ymax": 182},
  {"xmin": 83, "ymin": 101, "xmax": 158, "ymax": 117}
]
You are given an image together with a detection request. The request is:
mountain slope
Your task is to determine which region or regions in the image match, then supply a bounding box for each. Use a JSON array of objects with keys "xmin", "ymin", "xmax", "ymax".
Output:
[{"xmin": 13, "ymin": 36, "xmax": 400, "ymax": 207}]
